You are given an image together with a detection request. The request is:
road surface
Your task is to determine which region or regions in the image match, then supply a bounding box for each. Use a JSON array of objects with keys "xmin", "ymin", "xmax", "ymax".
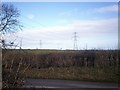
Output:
[
  {"xmin": 0, "ymin": 81, "xmax": 2, "ymax": 89},
  {"xmin": 23, "ymin": 79, "xmax": 119, "ymax": 89}
]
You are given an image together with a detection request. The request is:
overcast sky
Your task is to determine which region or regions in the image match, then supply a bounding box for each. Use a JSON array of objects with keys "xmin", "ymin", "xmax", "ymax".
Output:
[{"xmin": 4, "ymin": 2, "xmax": 118, "ymax": 50}]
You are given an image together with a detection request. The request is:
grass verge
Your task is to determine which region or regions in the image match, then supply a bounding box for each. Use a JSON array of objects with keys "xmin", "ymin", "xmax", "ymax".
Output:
[{"xmin": 25, "ymin": 67, "xmax": 119, "ymax": 83}]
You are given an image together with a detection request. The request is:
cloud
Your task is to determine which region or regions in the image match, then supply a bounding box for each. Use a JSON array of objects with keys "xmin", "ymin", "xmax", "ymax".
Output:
[
  {"xmin": 16, "ymin": 18, "xmax": 118, "ymax": 49},
  {"xmin": 56, "ymin": 19, "xmax": 69, "ymax": 25},
  {"xmin": 17, "ymin": 18, "xmax": 118, "ymax": 39},
  {"xmin": 58, "ymin": 8, "xmax": 78, "ymax": 17},
  {"xmin": 95, "ymin": 4, "xmax": 118, "ymax": 13},
  {"xmin": 27, "ymin": 14, "xmax": 35, "ymax": 19},
  {"xmin": 71, "ymin": 18, "xmax": 118, "ymax": 34}
]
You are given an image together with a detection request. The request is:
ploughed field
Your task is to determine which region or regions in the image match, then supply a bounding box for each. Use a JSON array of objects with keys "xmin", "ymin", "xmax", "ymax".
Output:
[{"xmin": 2, "ymin": 49, "xmax": 120, "ymax": 84}]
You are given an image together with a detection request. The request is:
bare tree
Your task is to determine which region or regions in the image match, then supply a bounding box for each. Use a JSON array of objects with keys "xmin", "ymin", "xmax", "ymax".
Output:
[
  {"xmin": 0, "ymin": 3, "xmax": 27, "ymax": 88},
  {"xmin": 0, "ymin": 3, "xmax": 22, "ymax": 48},
  {"xmin": 0, "ymin": 3, "xmax": 22, "ymax": 34}
]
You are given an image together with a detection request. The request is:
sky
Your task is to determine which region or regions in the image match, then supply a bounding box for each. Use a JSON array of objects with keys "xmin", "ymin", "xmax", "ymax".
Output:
[{"xmin": 3, "ymin": 2, "xmax": 118, "ymax": 50}]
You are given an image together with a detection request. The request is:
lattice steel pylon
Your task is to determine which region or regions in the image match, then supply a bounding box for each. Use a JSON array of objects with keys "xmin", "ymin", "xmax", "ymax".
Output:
[{"xmin": 73, "ymin": 32, "xmax": 78, "ymax": 50}]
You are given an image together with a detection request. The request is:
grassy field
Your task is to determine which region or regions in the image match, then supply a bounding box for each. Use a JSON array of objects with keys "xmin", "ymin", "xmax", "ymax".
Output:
[
  {"xmin": 2, "ymin": 49, "xmax": 120, "ymax": 88},
  {"xmin": 25, "ymin": 67, "xmax": 119, "ymax": 83}
]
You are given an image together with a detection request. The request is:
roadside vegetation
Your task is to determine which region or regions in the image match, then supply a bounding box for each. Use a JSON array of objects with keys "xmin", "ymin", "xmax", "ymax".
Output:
[
  {"xmin": 2, "ymin": 49, "xmax": 120, "ymax": 84},
  {"xmin": 0, "ymin": 3, "xmax": 24, "ymax": 88}
]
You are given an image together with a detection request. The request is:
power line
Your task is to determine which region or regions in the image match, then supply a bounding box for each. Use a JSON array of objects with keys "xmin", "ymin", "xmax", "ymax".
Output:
[
  {"xmin": 39, "ymin": 40, "xmax": 42, "ymax": 49},
  {"xmin": 73, "ymin": 32, "xmax": 78, "ymax": 50}
]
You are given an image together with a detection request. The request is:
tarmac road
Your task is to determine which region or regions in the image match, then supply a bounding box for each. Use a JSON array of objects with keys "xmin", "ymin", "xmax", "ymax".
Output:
[{"xmin": 23, "ymin": 79, "xmax": 119, "ymax": 89}]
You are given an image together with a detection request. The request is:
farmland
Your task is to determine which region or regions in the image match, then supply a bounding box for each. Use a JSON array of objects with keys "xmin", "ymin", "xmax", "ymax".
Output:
[{"xmin": 2, "ymin": 49, "xmax": 120, "ymax": 88}]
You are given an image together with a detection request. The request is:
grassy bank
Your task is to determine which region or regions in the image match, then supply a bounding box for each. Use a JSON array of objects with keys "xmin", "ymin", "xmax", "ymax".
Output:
[
  {"xmin": 25, "ymin": 67, "xmax": 119, "ymax": 83},
  {"xmin": 2, "ymin": 49, "xmax": 120, "ymax": 86}
]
